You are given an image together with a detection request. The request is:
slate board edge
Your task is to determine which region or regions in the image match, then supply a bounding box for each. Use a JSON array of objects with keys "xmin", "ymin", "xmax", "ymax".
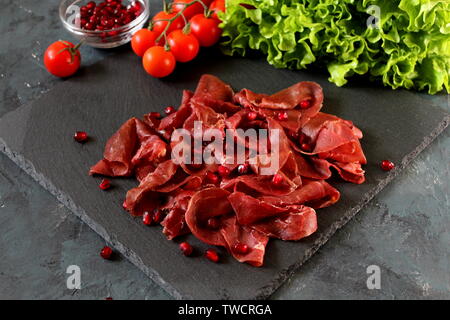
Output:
[
  {"xmin": 255, "ymin": 113, "xmax": 450, "ymax": 300},
  {"xmin": 0, "ymin": 136, "xmax": 183, "ymax": 300},
  {"xmin": 1, "ymin": 112, "xmax": 448, "ymax": 301}
]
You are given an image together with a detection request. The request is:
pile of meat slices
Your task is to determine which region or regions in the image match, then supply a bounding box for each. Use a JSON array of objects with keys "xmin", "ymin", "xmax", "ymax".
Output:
[{"xmin": 90, "ymin": 75, "xmax": 367, "ymax": 267}]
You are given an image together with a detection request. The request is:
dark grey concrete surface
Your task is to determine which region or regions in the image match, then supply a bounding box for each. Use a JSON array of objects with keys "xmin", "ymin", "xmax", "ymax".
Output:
[
  {"xmin": 2, "ymin": 50, "xmax": 447, "ymax": 299},
  {"xmin": 0, "ymin": 0, "xmax": 448, "ymax": 300}
]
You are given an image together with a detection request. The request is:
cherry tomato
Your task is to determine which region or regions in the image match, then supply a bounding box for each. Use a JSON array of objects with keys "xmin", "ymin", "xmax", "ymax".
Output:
[
  {"xmin": 171, "ymin": 0, "xmax": 204, "ymax": 20},
  {"xmin": 142, "ymin": 46, "xmax": 176, "ymax": 78},
  {"xmin": 44, "ymin": 41, "xmax": 81, "ymax": 78},
  {"xmin": 167, "ymin": 29, "xmax": 200, "ymax": 63},
  {"xmin": 131, "ymin": 29, "xmax": 162, "ymax": 57},
  {"xmin": 210, "ymin": 0, "xmax": 225, "ymax": 20},
  {"xmin": 189, "ymin": 14, "xmax": 222, "ymax": 47},
  {"xmin": 152, "ymin": 11, "xmax": 185, "ymax": 35},
  {"xmin": 202, "ymin": 0, "xmax": 214, "ymax": 5}
]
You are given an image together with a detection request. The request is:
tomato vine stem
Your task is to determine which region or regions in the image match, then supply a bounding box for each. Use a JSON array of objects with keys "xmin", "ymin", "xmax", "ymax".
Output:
[
  {"xmin": 152, "ymin": 0, "xmax": 210, "ymax": 45},
  {"xmin": 56, "ymin": 39, "xmax": 84, "ymax": 63}
]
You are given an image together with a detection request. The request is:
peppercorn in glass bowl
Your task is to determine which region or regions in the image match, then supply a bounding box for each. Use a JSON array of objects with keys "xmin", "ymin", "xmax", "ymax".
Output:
[{"xmin": 59, "ymin": 0, "xmax": 150, "ymax": 48}]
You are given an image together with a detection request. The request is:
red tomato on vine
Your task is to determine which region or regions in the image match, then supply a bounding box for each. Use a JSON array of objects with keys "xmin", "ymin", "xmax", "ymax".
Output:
[
  {"xmin": 210, "ymin": 0, "xmax": 225, "ymax": 20},
  {"xmin": 152, "ymin": 11, "xmax": 185, "ymax": 35},
  {"xmin": 142, "ymin": 46, "xmax": 176, "ymax": 78},
  {"xmin": 131, "ymin": 29, "xmax": 162, "ymax": 57},
  {"xmin": 189, "ymin": 14, "xmax": 222, "ymax": 47},
  {"xmin": 171, "ymin": 0, "xmax": 204, "ymax": 20},
  {"xmin": 201, "ymin": 0, "xmax": 214, "ymax": 6},
  {"xmin": 167, "ymin": 29, "xmax": 200, "ymax": 62}
]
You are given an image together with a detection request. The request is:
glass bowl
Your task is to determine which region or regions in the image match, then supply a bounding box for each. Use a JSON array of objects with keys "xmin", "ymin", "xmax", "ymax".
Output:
[{"xmin": 59, "ymin": 0, "xmax": 150, "ymax": 48}]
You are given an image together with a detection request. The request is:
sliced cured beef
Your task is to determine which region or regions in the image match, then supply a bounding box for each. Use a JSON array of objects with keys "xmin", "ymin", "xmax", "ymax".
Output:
[
  {"xmin": 194, "ymin": 74, "xmax": 234, "ymax": 102},
  {"xmin": 90, "ymin": 118, "xmax": 167, "ymax": 177},
  {"xmin": 161, "ymin": 190, "xmax": 195, "ymax": 240},
  {"xmin": 91, "ymin": 75, "xmax": 367, "ymax": 267},
  {"xmin": 220, "ymin": 216, "xmax": 269, "ymax": 267},
  {"xmin": 251, "ymin": 205, "xmax": 317, "ymax": 241},
  {"xmin": 185, "ymin": 188, "xmax": 233, "ymax": 246},
  {"xmin": 234, "ymin": 81, "xmax": 324, "ymax": 129}
]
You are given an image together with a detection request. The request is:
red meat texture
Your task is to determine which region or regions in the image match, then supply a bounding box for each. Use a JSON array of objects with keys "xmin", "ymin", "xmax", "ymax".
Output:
[{"xmin": 90, "ymin": 75, "xmax": 366, "ymax": 267}]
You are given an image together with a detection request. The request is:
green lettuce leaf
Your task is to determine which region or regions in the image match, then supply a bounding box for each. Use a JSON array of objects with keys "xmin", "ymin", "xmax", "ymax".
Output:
[{"xmin": 220, "ymin": 0, "xmax": 450, "ymax": 94}]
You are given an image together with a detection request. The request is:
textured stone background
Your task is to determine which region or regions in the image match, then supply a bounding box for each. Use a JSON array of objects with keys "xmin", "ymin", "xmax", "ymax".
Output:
[{"xmin": 0, "ymin": 0, "xmax": 448, "ymax": 300}]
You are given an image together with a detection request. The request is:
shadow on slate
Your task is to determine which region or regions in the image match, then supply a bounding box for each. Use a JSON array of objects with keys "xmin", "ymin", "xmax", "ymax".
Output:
[{"xmin": 0, "ymin": 48, "xmax": 448, "ymax": 300}]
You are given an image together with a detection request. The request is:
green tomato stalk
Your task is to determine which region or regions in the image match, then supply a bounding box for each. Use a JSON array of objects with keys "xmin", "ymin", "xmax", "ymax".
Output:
[{"xmin": 149, "ymin": 0, "xmax": 212, "ymax": 50}]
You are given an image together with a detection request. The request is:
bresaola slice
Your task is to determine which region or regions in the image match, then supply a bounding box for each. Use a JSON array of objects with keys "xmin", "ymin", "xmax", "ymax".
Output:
[
  {"xmin": 234, "ymin": 81, "xmax": 322, "ymax": 110},
  {"xmin": 250, "ymin": 205, "xmax": 317, "ymax": 241},
  {"xmin": 228, "ymin": 192, "xmax": 288, "ymax": 225},
  {"xmin": 124, "ymin": 161, "xmax": 202, "ymax": 216},
  {"xmin": 291, "ymin": 112, "xmax": 367, "ymax": 184},
  {"xmin": 228, "ymin": 193, "xmax": 317, "ymax": 241},
  {"xmin": 160, "ymin": 190, "xmax": 195, "ymax": 240},
  {"xmin": 234, "ymin": 81, "xmax": 324, "ymax": 130},
  {"xmin": 221, "ymin": 174, "xmax": 299, "ymax": 197},
  {"xmin": 185, "ymin": 188, "xmax": 232, "ymax": 246},
  {"xmin": 220, "ymin": 216, "xmax": 269, "ymax": 267},
  {"xmin": 89, "ymin": 118, "xmax": 167, "ymax": 177},
  {"xmin": 90, "ymin": 74, "xmax": 367, "ymax": 267},
  {"xmin": 260, "ymin": 179, "xmax": 340, "ymax": 209},
  {"xmin": 158, "ymin": 91, "xmax": 193, "ymax": 133},
  {"xmin": 194, "ymin": 74, "xmax": 234, "ymax": 102},
  {"xmin": 90, "ymin": 118, "xmax": 138, "ymax": 177}
]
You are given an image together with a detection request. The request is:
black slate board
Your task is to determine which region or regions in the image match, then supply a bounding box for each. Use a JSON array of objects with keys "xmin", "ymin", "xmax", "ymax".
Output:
[{"xmin": 0, "ymin": 48, "xmax": 448, "ymax": 299}]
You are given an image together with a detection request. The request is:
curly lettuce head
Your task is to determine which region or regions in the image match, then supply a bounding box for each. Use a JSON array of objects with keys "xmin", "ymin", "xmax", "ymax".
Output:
[{"xmin": 220, "ymin": 0, "xmax": 450, "ymax": 94}]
